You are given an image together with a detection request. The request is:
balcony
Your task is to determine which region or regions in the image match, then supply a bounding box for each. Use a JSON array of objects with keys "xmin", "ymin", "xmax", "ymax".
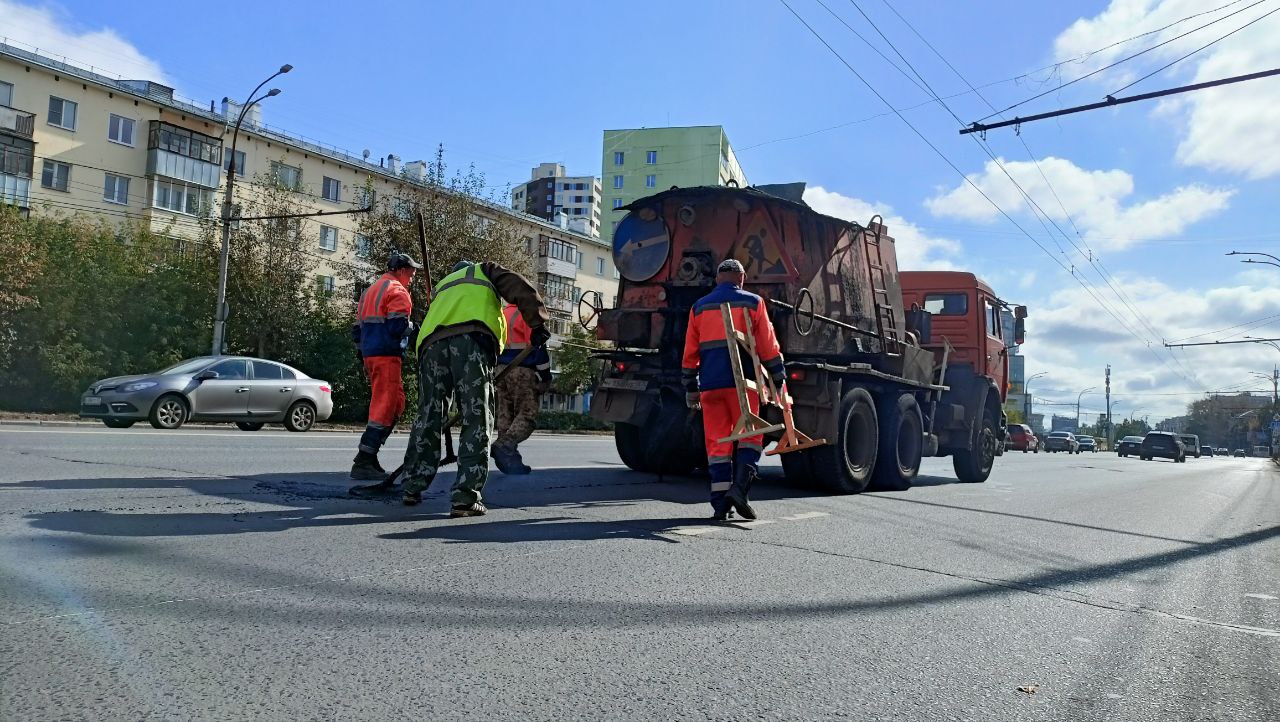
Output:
[
  {"xmin": 0, "ymin": 105, "xmax": 35, "ymax": 139},
  {"xmin": 147, "ymin": 121, "xmax": 222, "ymax": 189}
]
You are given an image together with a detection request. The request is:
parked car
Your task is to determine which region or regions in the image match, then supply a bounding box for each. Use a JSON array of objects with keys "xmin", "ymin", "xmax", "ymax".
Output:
[
  {"xmin": 1178, "ymin": 434, "xmax": 1202, "ymax": 458},
  {"xmin": 79, "ymin": 356, "xmax": 333, "ymax": 431},
  {"xmin": 1005, "ymin": 424, "xmax": 1040, "ymax": 452},
  {"xmin": 1044, "ymin": 431, "xmax": 1080, "ymax": 453},
  {"xmin": 1233, "ymin": 448, "xmax": 1247, "ymax": 457},
  {"xmin": 1200, "ymin": 445, "xmax": 1213, "ymax": 457},
  {"xmin": 1140, "ymin": 431, "xmax": 1185, "ymax": 462},
  {"xmin": 1116, "ymin": 435, "xmax": 1144, "ymax": 457},
  {"xmin": 1077, "ymin": 436, "xmax": 1097, "ymax": 452}
]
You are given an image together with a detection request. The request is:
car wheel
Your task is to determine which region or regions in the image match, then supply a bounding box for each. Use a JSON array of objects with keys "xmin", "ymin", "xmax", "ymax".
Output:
[
  {"xmin": 236, "ymin": 422, "xmax": 265, "ymax": 432},
  {"xmin": 283, "ymin": 401, "xmax": 316, "ymax": 432},
  {"xmin": 149, "ymin": 394, "xmax": 188, "ymax": 430},
  {"xmin": 102, "ymin": 418, "xmax": 135, "ymax": 429}
]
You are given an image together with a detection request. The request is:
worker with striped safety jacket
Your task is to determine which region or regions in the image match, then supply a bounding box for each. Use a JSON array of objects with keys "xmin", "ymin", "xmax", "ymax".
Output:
[
  {"xmin": 492, "ymin": 302, "xmax": 553, "ymax": 475},
  {"xmin": 682, "ymin": 258, "xmax": 785, "ymax": 521},
  {"xmin": 349, "ymin": 251, "xmax": 420, "ymax": 481}
]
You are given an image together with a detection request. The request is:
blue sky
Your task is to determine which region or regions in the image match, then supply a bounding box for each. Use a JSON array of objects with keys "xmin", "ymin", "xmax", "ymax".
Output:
[{"xmin": 7, "ymin": 0, "xmax": 1280, "ymax": 421}]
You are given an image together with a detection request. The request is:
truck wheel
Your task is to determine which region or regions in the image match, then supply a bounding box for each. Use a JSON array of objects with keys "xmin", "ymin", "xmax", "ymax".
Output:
[
  {"xmin": 614, "ymin": 397, "xmax": 704, "ymax": 475},
  {"xmin": 954, "ymin": 400, "xmax": 997, "ymax": 483},
  {"xmin": 805, "ymin": 387, "xmax": 878, "ymax": 493},
  {"xmin": 870, "ymin": 393, "xmax": 922, "ymax": 491},
  {"xmin": 615, "ymin": 422, "xmax": 656, "ymax": 473}
]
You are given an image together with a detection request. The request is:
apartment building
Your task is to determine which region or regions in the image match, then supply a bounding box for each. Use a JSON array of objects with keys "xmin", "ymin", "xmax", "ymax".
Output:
[
  {"xmin": 600, "ymin": 125, "xmax": 747, "ymax": 243},
  {"xmin": 511, "ymin": 162, "xmax": 602, "ymax": 238},
  {"xmin": 0, "ymin": 41, "xmax": 619, "ymax": 352}
]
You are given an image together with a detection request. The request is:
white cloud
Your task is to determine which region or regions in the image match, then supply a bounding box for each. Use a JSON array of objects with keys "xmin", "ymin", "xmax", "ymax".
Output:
[
  {"xmin": 925, "ymin": 156, "xmax": 1234, "ymax": 249},
  {"xmin": 1054, "ymin": 1, "xmax": 1280, "ymax": 179},
  {"xmin": 0, "ymin": 0, "xmax": 169, "ymax": 83},
  {"xmin": 803, "ymin": 186, "xmax": 960, "ymax": 270}
]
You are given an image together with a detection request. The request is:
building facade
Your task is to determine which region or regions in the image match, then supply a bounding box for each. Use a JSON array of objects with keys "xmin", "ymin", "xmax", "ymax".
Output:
[
  {"xmin": 599, "ymin": 126, "xmax": 747, "ymax": 243},
  {"xmin": 511, "ymin": 162, "xmax": 602, "ymax": 238},
  {"xmin": 0, "ymin": 42, "xmax": 617, "ymax": 401}
]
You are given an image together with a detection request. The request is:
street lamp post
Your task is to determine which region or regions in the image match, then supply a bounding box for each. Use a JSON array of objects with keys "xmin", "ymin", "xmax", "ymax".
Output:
[
  {"xmin": 1025, "ymin": 372, "xmax": 1047, "ymax": 431},
  {"xmin": 210, "ymin": 64, "xmax": 292, "ymax": 356},
  {"xmin": 1076, "ymin": 386, "xmax": 1097, "ymax": 431}
]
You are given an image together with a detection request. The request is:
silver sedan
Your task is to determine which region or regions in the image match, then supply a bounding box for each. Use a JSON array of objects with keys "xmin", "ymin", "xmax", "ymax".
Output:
[{"xmin": 79, "ymin": 356, "xmax": 334, "ymax": 431}]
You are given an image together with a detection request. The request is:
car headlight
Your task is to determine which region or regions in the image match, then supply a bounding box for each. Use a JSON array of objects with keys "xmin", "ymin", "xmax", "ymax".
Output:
[{"xmin": 120, "ymin": 381, "xmax": 158, "ymax": 393}]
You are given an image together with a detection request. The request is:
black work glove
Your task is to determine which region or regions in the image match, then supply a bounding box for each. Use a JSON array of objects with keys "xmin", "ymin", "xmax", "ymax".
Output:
[{"xmin": 530, "ymin": 325, "xmax": 552, "ymax": 348}]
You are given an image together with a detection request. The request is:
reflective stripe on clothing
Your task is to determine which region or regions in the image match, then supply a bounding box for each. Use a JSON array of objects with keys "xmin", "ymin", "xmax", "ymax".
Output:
[
  {"xmin": 681, "ymin": 282, "xmax": 784, "ymax": 393},
  {"xmin": 417, "ymin": 263, "xmax": 506, "ymax": 353},
  {"xmin": 357, "ymin": 273, "xmax": 413, "ymax": 357}
]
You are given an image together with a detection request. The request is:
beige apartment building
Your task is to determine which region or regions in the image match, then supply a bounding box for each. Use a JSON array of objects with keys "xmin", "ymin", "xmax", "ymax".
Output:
[{"xmin": 0, "ymin": 42, "xmax": 616, "ymax": 397}]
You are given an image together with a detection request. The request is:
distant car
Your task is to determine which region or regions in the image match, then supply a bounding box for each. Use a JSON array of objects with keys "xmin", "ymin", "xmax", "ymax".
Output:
[
  {"xmin": 79, "ymin": 356, "xmax": 332, "ymax": 431},
  {"xmin": 1140, "ymin": 431, "xmax": 1185, "ymax": 462},
  {"xmin": 1116, "ymin": 435, "xmax": 1144, "ymax": 457},
  {"xmin": 1200, "ymin": 445, "xmax": 1213, "ymax": 457},
  {"xmin": 1077, "ymin": 436, "xmax": 1097, "ymax": 452},
  {"xmin": 1044, "ymin": 431, "xmax": 1080, "ymax": 453},
  {"xmin": 1216, "ymin": 447, "xmax": 1229, "ymax": 455},
  {"xmin": 1178, "ymin": 434, "xmax": 1201, "ymax": 458},
  {"xmin": 1233, "ymin": 448, "xmax": 1247, "ymax": 457},
  {"xmin": 1006, "ymin": 424, "xmax": 1040, "ymax": 453}
]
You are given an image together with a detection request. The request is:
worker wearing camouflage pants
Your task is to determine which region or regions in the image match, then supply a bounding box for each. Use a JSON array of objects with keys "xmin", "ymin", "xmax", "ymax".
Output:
[
  {"xmin": 493, "ymin": 366, "xmax": 541, "ymax": 471},
  {"xmin": 401, "ymin": 333, "xmax": 495, "ymax": 510}
]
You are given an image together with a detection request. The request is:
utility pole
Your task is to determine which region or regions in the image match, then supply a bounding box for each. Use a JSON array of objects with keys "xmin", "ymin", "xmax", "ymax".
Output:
[{"xmin": 1104, "ymin": 365, "xmax": 1111, "ymax": 447}]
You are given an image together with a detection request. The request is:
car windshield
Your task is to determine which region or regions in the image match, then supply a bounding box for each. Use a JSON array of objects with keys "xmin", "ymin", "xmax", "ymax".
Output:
[
  {"xmin": 159, "ymin": 358, "xmax": 214, "ymax": 375},
  {"xmin": 1049, "ymin": 432, "xmax": 1069, "ymax": 437}
]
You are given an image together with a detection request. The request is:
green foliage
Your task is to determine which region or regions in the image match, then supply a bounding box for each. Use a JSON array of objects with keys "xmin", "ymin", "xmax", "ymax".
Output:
[
  {"xmin": 1113, "ymin": 418, "xmax": 1150, "ymax": 439},
  {"xmin": 553, "ymin": 326, "xmax": 602, "ymax": 396},
  {"xmin": 536, "ymin": 410, "xmax": 612, "ymax": 431},
  {"xmin": 1004, "ymin": 406, "xmax": 1025, "ymax": 425}
]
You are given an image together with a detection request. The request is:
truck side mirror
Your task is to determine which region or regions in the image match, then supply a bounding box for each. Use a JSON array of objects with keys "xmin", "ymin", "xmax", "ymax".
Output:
[
  {"xmin": 1014, "ymin": 317, "xmax": 1025, "ymax": 345},
  {"xmin": 1014, "ymin": 305, "xmax": 1027, "ymax": 319}
]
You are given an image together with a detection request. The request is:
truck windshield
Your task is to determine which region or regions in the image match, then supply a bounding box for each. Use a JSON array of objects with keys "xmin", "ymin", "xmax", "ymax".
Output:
[{"xmin": 924, "ymin": 293, "xmax": 968, "ymax": 315}]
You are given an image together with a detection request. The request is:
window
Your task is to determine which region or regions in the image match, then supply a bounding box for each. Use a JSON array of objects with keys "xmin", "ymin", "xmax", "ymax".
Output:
[
  {"xmin": 107, "ymin": 114, "xmax": 134, "ymax": 146},
  {"xmin": 613, "ymin": 175, "xmax": 623, "ymax": 189},
  {"xmin": 321, "ymin": 176, "xmax": 341, "ymax": 202},
  {"xmin": 207, "ymin": 359, "xmax": 248, "ymax": 380},
  {"xmin": 319, "ymin": 225, "xmax": 338, "ymax": 251},
  {"xmin": 612, "ymin": 198, "xmax": 623, "ymax": 209},
  {"xmin": 613, "ymin": 267, "xmax": 620, "ymax": 280},
  {"xmin": 596, "ymin": 257, "xmax": 605, "ymax": 275},
  {"xmin": 47, "ymin": 96, "xmax": 76, "ymax": 130},
  {"xmin": 923, "ymin": 293, "xmax": 968, "ymax": 316},
  {"xmin": 538, "ymin": 272, "xmax": 575, "ymax": 302},
  {"xmin": 614, "ymin": 151, "xmax": 624, "ymax": 165},
  {"xmin": 986, "ymin": 299, "xmax": 1002, "ymax": 339},
  {"xmin": 573, "ymin": 195, "xmax": 583, "ymax": 203},
  {"xmin": 317, "ymin": 275, "xmax": 336, "ymax": 295},
  {"xmin": 355, "ymin": 234, "xmax": 371, "ymax": 258},
  {"xmin": 103, "ymin": 173, "xmax": 129, "ymax": 204},
  {"xmin": 153, "ymin": 179, "xmax": 213, "ymax": 215},
  {"xmin": 0, "ymin": 81, "xmax": 11, "ymax": 106},
  {"xmin": 224, "ymin": 149, "xmax": 246, "ymax": 177},
  {"xmin": 40, "ymin": 160, "xmax": 70, "ymax": 191},
  {"xmin": 646, "ymin": 150, "xmax": 657, "ymax": 164},
  {"xmin": 272, "ymin": 161, "xmax": 302, "ymax": 189},
  {"xmin": 354, "ymin": 186, "xmax": 375, "ymax": 209},
  {"xmin": 645, "ymin": 174, "xmax": 656, "ymax": 188},
  {"xmin": 148, "ymin": 122, "xmax": 221, "ymax": 163},
  {"xmin": 611, "ymin": 220, "xmax": 620, "ymax": 234},
  {"xmin": 562, "ymin": 183, "xmax": 570, "ymax": 190},
  {"xmin": 251, "ymin": 361, "xmax": 286, "ymax": 380},
  {"xmin": 539, "ymin": 236, "xmax": 579, "ymax": 263},
  {"xmin": 576, "ymin": 251, "xmax": 583, "ymax": 269},
  {"xmin": 574, "ymin": 182, "xmax": 585, "ymax": 190}
]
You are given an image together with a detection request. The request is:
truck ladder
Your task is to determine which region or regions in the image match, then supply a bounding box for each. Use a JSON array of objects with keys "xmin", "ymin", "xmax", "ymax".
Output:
[{"xmin": 862, "ymin": 220, "xmax": 901, "ymax": 354}]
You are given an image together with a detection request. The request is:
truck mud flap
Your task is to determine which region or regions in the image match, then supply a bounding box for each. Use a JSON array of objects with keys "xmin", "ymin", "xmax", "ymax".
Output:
[{"xmin": 589, "ymin": 386, "xmax": 653, "ymax": 425}]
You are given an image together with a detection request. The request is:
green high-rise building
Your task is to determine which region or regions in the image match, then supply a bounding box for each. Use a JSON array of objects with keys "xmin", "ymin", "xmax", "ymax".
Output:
[{"xmin": 600, "ymin": 126, "xmax": 748, "ymax": 243}]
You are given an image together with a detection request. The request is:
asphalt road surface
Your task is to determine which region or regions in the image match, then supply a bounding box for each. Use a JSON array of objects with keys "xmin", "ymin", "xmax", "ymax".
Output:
[{"xmin": 1, "ymin": 426, "xmax": 1276, "ymax": 721}]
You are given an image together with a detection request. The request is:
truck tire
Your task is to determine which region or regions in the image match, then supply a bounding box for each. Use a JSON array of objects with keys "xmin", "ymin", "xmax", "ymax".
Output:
[
  {"xmin": 615, "ymin": 422, "xmax": 656, "ymax": 473},
  {"xmin": 805, "ymin": 386, "xmax": 878, "ymax": 493},
  {"xmin": 870, "ymin": 393, "xmax": 922, "ymax": 491},
  {"xmin": 953, "ymin": 399, "xmax": 997, "ymax": 483},
  {"xmin": 614, "ymin": 397, "xmax": 704, "ymax": 475}
]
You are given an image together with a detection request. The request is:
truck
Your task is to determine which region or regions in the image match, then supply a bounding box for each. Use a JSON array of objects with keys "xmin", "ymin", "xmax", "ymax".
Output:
[{"xmin": 583, "ymin": 184, "xmax": 1025, "ymax": 493}]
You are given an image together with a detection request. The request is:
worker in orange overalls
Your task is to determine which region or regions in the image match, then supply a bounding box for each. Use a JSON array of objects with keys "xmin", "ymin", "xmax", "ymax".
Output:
[
  {"xmin": 682, "ymin": 258, "xmax": 785, "ymax": 520},
  {"xmin": 349, "ymin": 251, "xmax": 419, "ymax": 480}
]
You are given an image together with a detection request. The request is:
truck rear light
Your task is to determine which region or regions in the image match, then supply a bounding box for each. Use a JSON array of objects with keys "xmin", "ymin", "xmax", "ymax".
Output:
[
  {"xmin": 319, "ymin": 385, "xmax": 331, "ymax": 394},
  {"xmin": 787, "ymin": 369, "xmax": 806, "ymax": 382},
  {"xmin": 614, "ymin": 361, "xmax": 628, "ymax": 373}
]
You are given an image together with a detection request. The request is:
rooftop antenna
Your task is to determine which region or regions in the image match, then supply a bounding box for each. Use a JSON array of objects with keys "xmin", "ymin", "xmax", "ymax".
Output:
[{"xmin": 362, "ymin": 149, "xmax": 370, "ymax": 162}]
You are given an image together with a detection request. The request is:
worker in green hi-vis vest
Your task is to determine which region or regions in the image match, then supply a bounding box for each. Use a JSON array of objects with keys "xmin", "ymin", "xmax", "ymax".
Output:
[{"xmin": 401, "ymin": 260, "xmax": 549, "ymax": 516}]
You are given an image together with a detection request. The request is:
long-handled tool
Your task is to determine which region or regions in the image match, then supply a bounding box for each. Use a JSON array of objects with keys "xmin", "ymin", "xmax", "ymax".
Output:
[{"xmin": 351, "ymin": 344, "xmax": 537, "ymax": 495}]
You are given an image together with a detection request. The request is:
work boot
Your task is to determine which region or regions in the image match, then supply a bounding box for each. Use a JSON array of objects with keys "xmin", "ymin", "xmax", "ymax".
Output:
[
  {"xmin": 450, "ymin": 502, "xmax": 487, "ymax": 518},
  {"xmin": 491, "ymin": 446, "xmax": 531, "ymax": 475},
  {"xmin": 402, "ymin": 489, "xmax": 422, "ymax": 506},
  {"xmin": 350, "ymin": 451, "xmax": 384, "ymax": 481},
  {"xmin": 726, "ymin": 465, "xmax": 758, "ymax": 520},
  {"xmin": 709, "ymin": 495, "xmax": 734, "ymax": 522}
]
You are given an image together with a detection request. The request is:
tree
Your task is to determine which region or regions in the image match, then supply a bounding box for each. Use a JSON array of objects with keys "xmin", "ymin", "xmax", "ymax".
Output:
[{"xmin": 553, "ymin": 326, "xmax": 602, "ymax": 396}]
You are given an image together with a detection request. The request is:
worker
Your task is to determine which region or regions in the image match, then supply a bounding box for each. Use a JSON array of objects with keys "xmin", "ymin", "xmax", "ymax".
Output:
[
  {"xmin": 682, "ymin": 258, "xmax": 785, "ymax": 521},
  {"xmin": 400, "ymin": 260, "xmax": 549, "ymax": 516},
  {"xmin": 349, "ymin": 251, "xmax": 420, "ymax": 481},
  {"xmin": 492, "ymin": 302, "xmax": 553, "ymax": 475}
]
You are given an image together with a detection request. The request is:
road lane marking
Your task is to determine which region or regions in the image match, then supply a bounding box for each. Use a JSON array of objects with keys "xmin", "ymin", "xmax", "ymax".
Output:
[
  {"xmin": 1244, "ymin": 593, "xmax": 1278, "ymax": 600},
  {"xmin": 779, "ymin": 511, "xmax": 830, "ymax": 521},
  {"xmin": 668, "ymin": 526, "xmax": 714, "ymax": 536}
]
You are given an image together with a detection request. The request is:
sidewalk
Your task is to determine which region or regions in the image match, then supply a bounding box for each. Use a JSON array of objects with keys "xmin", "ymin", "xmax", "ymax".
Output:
[{"xmin": 0, "ymin": 412, "xmax": 609, "ymax": 436}]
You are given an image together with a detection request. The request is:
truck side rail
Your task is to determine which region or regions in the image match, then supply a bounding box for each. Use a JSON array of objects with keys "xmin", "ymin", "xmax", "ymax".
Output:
[{"xmin": 788, "ymin": 359, "xmax": 949, "ymax": 392}]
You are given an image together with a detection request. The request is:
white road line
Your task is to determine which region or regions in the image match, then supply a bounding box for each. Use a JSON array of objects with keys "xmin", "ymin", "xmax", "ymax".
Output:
[
  {"xmin": 779, "ymin": 511, "xmax": 831, "ymax": 521},
  {"xmin": 1244, "ymin": 593, "xmax": 1278, "ymax": 600},
  {"xmin": 667, "ymin": 526, "xmax": 713, "ymax": 536}
]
